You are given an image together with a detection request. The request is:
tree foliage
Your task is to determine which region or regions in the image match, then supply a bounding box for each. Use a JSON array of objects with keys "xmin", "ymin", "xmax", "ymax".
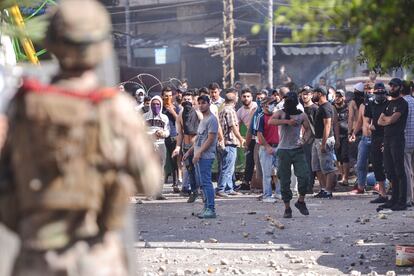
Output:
[
  {"xmin": 273, "ymin": 0, "xmax": 414, "ymax": 74},
  {"xmin": 1, "ymin": 0, "xmax": 49, "ymax": 42}
]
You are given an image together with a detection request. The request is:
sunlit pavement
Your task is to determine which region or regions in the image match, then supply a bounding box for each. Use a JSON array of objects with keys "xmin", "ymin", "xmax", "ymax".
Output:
[{"xmin": 135, "ymin": 187, "xmax": 414, "ymax": 276}]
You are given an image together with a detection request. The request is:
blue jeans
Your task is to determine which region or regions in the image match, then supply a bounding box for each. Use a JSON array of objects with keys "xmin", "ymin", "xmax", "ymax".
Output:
[
  {"xmin": 217, "ymin": 146, "xmax": 237, "ymax": 193},
  {"xmin": 259, "ymin": 145, "xmax": 277, "ymax": 198},
  {"xmin": 194, "ymin": 158, "xmax": 215, "ymax": 211},
  {"xmin": 356, "ymin": 136, "xmax": 371, "ymax": 187}
]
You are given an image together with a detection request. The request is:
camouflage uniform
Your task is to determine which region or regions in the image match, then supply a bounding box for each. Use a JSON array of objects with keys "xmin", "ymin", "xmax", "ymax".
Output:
[{"xmin": 0, "ymin": 1, "xmax": 162, "ymax": 275}]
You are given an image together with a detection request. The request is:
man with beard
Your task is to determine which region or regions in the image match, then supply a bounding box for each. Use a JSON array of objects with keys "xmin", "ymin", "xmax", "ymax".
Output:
[
  {"xmin": 348, "ymin": 82, "xmax": 365, "ymax": 165},
  {"xmin": 270, "ymin": 92, "xmax": 312, "ymax": 218},
  {"xmin": 246, "ymin": 90, "xmax": 267, "ymax": 191},
  {"xmin": 237, "ymin": 88, "xmax": 258, "ymax": 190},
  {"xmin": 312, "ymin": 87, "xmax": 337, "ymax": 198},
  {"xmin": 301, "ymin": 86, "xmax": 318, "ymax": 193},
  {"xmin": 377, "ymin": 78, "xmax": 409, "ymax": 211},
  {"xmin": 143, "ymin": 96, "xmax": 171, "ymax": 200},
  {"xmin": 349, "ymin": 83, "xmax": 375, "ymax": 194},
  {"xmin": 162, "ymin": 87, "xmax": 181, "ymax": 193},
  {"xmin": 334, "ymin": 89, "xmax": 350, "ymax": 186},
  {"xmin": 183, "ymin": 95, "xmax": 219, "ymax": 218},
  {"xmin": 364, "ymin": 83, "xmax": 388, "ymax": 203},
  {"xmin": 173, "ymin": 91, "xmax": 202, "ymax": 202},
  {"xmin": 217, "ymin": 89, "xmax": 245, "ymax": 197}
]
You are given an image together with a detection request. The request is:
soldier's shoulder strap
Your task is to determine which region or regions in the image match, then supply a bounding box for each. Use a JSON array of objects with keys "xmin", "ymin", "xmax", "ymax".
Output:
[{"xmin": 20, "ymin": 78, "xmax": 118, "ymax": 104}]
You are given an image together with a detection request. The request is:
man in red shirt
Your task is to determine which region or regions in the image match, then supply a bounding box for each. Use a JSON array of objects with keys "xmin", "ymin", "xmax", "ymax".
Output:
[{"xmin": 257, "ymin": 97, "xmax": 279, "ymax": 202}]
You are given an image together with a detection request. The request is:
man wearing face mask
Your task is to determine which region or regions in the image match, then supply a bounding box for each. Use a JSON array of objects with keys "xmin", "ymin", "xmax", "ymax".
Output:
[
  {"xmin": 364, "ymin": 83, "xmax": 388, "ymax": 203},
  {"xmin": 134, "ymin": 88, "xmax": 146, "ymax": 112},
  {"xmin": 172, "ymin": 91, "xmax": 202, "ymax": 202},
  {"xmin": 348, "ymin": 82, "xmax": 365, "ymax": 165},
  {"xmin": 402, "ymin": 81, "xmax": 414, "ymax": 207},
  {"xmin": 312, "ymin": 87, "xmax": 337, "ymax": 198},
  {"xmin": 143, "ymin": 96, "xmax": 171, "ymax": 200},
  {"xmin": 377, "ymin": 78, "xmax": 409, "ymax": 211},
  {"xmin": 257, "ymin": 97, "xmax": 279, "ymax": 202},
  {"xmin": 270, "ymin": 92, "xmax": 312, "ymax": 218}
]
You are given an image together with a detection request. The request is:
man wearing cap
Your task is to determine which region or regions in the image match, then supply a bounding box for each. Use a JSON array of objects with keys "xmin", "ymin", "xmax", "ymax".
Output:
[
  {"xmin": 312, "ymin": 87, "xmax": 337, "ymax": 198},
  {"xmin": 301, "ymin": 85, "xmax": 318, "ymax": 193},
  {"xmin": 402, "ymin": 80, "xmax": 414, "ymax": 206},
  {"xmin": 364, "ymin": 83, "xmax": 389, "ymax": 203},
  {"xmin": 183, "ymin": 95, "xmax": 219, "ymax": 218},
  {"xmin": 334, "ymin": 89, "xmax": 350, "ymax": 186},
  {"xmin": 348, "ymin": 82, "xmax": 366, "ymax": 165},
  {"xmin": 134, "ymin": 88, "xmax": 146, "ymax": 112},
  {"xmin": 0, "ymin": 0, "xmax": 162, "ymax": 274},
  {"xmin": 378, "ymin": 78, "xmax": 409, "ymax": 211}
]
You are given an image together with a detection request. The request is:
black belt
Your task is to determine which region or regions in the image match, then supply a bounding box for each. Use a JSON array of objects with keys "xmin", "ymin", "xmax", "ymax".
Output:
[{"xmin": 225, "ymin": 144, "xmax": 238, "ymax": 148}]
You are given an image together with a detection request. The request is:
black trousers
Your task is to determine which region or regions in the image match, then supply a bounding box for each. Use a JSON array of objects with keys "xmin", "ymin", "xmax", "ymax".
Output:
[
  {"xmin": 244, "ymin": 139, "xmax": 256, "ymax": 182},
  {"xmin": 165, "ymin": 136, "xmax": 178, "ymax": 185},
  {"xmin": 383, "ymin": 136, "xmax": 407, "ymax": 204},
  {"xmin": 370, "ymin": 136, "xmax": 386, "ymax": 182}
]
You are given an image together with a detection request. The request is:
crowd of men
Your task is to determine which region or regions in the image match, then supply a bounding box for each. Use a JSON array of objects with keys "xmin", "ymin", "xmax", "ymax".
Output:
[{"xmin": 126, "ymin": 76, "xmax": 414, "ymax": 219}]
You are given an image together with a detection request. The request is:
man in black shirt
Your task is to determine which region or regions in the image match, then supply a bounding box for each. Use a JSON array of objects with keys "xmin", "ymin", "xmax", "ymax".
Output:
[
  {"xmin": 301, "ymin": 86, "xmax": 317, "ymax": 193},
  {"xmin": 334, "ymin": 89, "xmax": 350, "ymax": 186},
  {"xmin": 364, "ymin": 83, "xmax": 388, "ymax": 203},
  {"xmin": 311, "ymin": 87, "xmax": 337, "ymax": 198},
  {"xmin": 378, "ymin": 78, "xmax": 409, "ymax": 211}
]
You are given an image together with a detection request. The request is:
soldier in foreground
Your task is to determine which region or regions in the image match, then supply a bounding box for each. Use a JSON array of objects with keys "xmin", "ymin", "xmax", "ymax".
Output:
[{"xmin": 0, "ymin": 0, "xmax": 162, "ymax": 275}]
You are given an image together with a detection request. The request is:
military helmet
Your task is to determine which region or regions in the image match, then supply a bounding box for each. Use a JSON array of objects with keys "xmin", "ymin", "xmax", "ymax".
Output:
[{"xmin": 45, "ymin": 0, "xmax": 112, "ymax": 70}]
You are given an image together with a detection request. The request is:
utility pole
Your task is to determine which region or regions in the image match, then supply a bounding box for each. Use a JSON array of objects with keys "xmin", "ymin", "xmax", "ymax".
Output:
[
  {"xmin": 222, "ymin": 0, "xmax": 234, "ymax": 89},
  {"xmin": 125, "ymin": 0, "xmax": 132, "ymax": 67},
  {"xmin": 267, "ymin": 0, "xmax": 273, "ymax": 88}
]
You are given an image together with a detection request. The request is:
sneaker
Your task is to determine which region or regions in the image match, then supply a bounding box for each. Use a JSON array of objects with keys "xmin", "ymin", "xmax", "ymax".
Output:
[
  {"xmin": 216, "ymin": 191, "xmax": 229, "ymax": 198},
  {"xmin": 314, "ymin": 190, "xmax": 326, "ymax": 198},
  {"xmin": 180, "ymin": 190, "xmax": 191, "ymax": 197},
  {"xmin": 283, "ymin": 208, "xmax": 292, "ymax": 218},
  {"xmin": 370, "ymin": 196, "xmax": 388, "ymax": 204},
  {"xmin": 319, "ymin": 192, "xmax": 333, "ymax": 199},
  {"xmin": 238, "ymin": 183, "xmax": 251, "ymax": 191},
  {"xmin": 274, "ymin": 193, "xmax": 282, "ymax": 200},
  {"xmin": 350, "ymin": 187, "xmax": 364, "ymax": 194},
  {"xmin": 187, "ymin": 192, "xmax": 198, "ymax": 203},
  {"xmin": 172, "ymin": 185, "xmax": 180, "ymax": 193},
  {"xmin": 262, "ymin": 197, "xmax": 276, "ymax": 203},
  {"xmin": 228, "ymin": 190, "xmax": 241, "ymax": 196},
  {"xmin": 391, "ymin": 203, "xmax": 407, "ymax": 211},
  {"xmin": 197, "ymin": 208, "xmax": 216, "ymax": 219},
  {"xmin": 155, "ymin": 194, "xmax": 167, "ymax": 200},
  {"xmin": 378, "ymin": 201, "xmax": 395, "ymax": 210},
  {"xmin": 294, "ymin": 201, "xmax": 309, "ymax": 216}
]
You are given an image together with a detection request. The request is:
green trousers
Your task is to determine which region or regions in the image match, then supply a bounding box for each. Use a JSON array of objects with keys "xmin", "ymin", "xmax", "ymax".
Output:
[{"xmin": 277, "ymin": 148, "xmax": 310, "ymax": 203}]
